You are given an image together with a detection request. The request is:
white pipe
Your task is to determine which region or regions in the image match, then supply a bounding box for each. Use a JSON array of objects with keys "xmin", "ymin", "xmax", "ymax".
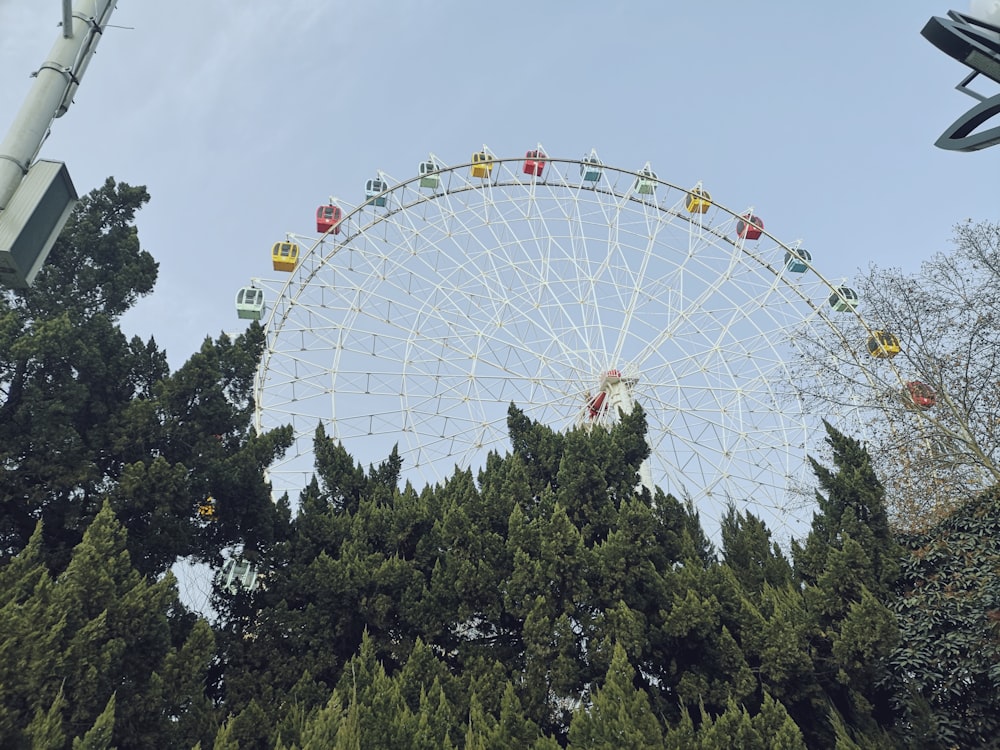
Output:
[{"xmin": 0, "ymin": 0, "xmax": 117, "ymax": 211}]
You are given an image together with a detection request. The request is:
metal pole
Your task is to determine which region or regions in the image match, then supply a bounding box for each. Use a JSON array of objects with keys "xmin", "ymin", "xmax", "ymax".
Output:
[
  {"xmin": 0, "ymin": 0, "xmax": 117, "ymax": 212},
  {"xmin": 61, "ymin": 1, "xmax": 73, "ymax": 38}
]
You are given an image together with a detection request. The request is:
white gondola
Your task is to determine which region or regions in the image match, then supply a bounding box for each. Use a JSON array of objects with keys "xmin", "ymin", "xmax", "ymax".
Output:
[
  {"xmin": 581, "ymin": 150, "xmax": 603, "ymax": 182},
  {"xmin": 235, "ymin": 287, "xmax": 265, "ymax": 320},
  {"xmin": 418, "ymin": 159, "xmax": 440, "ymax": 189},
  {"xmin": 365, "ymin": 177, "xmax": 388, "ymax": 207},
  {"xmin": 828, "ymin": 286, "xmax": 859, "ymax": 312},
  {"xmin": 221, "ymin": 558, "xmax": 259, "ymax": 594},
  {"xmin": 634, "ymin": 164, "xmax": 657, "ymax": 195}
]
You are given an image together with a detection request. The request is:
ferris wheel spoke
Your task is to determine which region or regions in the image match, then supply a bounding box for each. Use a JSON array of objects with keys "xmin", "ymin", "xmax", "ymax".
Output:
[{"xmin": 254, "ymin": 154, "xmax": 877, "ymax": 538}]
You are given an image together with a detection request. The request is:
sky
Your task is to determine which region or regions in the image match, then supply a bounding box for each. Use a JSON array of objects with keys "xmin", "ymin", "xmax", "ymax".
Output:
[
  {"xmin": 2, "ymin": 2, "xmax": 998, "ymax": 544},
  {"xmin": 0, "ymin": 1, "xmax": 995, "ymax": 367}
]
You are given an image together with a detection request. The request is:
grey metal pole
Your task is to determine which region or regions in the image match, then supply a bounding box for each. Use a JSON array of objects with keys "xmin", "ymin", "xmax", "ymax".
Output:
[
  {"xmin": 0, "ymin": 0, "xmax": 117, "ymax": 212},
  {"xmin": 62, "ymin": 1, "xmax": 73, "ymax": 38}
]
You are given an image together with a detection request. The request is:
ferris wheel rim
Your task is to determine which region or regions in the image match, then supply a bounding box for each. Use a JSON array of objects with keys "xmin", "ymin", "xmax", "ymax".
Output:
[
  {"xmin": 254, "ymin": 154, "xmax": 884, "ymax": 404},
  {"xmin": 270, "ymin": 156, "xmax": 856, "ymax": 311},
  {"xmin": 249, "ymin": 150, "xmax": 884, "ymax": 536}
]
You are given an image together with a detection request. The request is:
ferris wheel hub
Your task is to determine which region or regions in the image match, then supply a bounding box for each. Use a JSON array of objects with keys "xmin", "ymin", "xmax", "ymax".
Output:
[{"xmin": 599, "ymin": 368, "xmax": 639, "ymax": 389}]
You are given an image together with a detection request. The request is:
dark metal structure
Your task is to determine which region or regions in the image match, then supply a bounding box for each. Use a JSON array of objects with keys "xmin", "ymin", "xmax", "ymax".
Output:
[{"xmin": 922, "ymin": 10, "xmax": 1000, "ymax": 151}]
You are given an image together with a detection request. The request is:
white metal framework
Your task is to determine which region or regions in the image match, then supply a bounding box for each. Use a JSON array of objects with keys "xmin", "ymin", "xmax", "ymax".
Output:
[{"xmin": 250, "ymin": 150, "xmax": 871, "ymax": 536}]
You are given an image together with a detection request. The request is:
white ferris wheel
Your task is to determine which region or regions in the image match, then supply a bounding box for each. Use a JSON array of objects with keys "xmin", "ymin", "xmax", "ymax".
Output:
[{"xmin": 241, "ymin": 146, "xmax": 875, "ymax": 537}]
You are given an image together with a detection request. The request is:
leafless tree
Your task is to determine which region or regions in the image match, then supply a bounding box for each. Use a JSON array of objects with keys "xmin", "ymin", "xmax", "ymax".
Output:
[{"xmin": 792, "ymin": 221, "xmax": 1000, "ymax": 531}]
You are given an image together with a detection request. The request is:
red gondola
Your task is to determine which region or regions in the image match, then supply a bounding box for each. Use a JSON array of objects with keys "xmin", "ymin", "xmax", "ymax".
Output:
[
  {"xmin": 736, "ymin": 213, "xmax": 764, "ymax": 240},
  {"xmin": 316, "ymin": 204, "xmax": 342, "ymax": 235},
  {"xmin": 906, "ymin": 381, "xmax": 936, "ymax": 409},
  {"xmin": 524, "ymin": 149, "xmax": 546, "ymax": 177}
]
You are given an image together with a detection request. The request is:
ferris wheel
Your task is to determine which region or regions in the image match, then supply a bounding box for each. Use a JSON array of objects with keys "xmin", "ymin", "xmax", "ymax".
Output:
[{"xmin": 243, "ymin": 146, "xmax": 876, "ymax": 537}]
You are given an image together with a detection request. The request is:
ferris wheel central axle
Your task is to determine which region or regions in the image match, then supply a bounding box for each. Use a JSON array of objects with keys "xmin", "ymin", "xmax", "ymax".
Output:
[{"xmin": 580, "ymin": 368, "xmax": 655, "ymax": 495}]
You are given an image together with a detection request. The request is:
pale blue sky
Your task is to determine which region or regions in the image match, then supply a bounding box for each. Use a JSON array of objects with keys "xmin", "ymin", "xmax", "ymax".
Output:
[{"xmin": 1, "ymin": 2, "xmax": 995, "ymax": 367}]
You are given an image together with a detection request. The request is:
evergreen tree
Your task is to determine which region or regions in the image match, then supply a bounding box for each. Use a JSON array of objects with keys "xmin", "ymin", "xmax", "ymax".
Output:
[
  {"xmin": 790, "ymin": 422, "xmax": 901, "ymax": 745},
  {"xmin": 0, "ymin": 502, "xmax": 216, "ymax": 749},
  {"xmin": 0, "ymin": 178, "xmax": 291, "ymax": 583},
  {"xmin": 213, "ymin": 402, "xmax": 925, "ymax": 748},
  {"xmin": 506, "ymin": 403, "xmax": 566, "ymax": 496},
  {"xmin": 0, "ymin": 179, "xmax": 160, "ymax": 567},
  {"xmin": 720, "ymin": 505, "xmax": 793, "ymax": 599},
  {"xmin": 70, "ymin": 695, "xmax": 115, "ymax": 750},
  {"xmin": 691, "ymin": 695, "xmax": 807, "ymax": 750},
  {"xmin": 794, "ymin": 421, "xmax": 899, "ymax": 597},
  {"xmin": 566, "ymin": 642, "xmax": 663, "ymax": 748}
]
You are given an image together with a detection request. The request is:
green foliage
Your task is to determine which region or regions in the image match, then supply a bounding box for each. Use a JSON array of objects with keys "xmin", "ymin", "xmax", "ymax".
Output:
[
  {"xmin": 0, "ymin": 502, "xmax": 216, "ymax": 749},
  {"xmin": 0, "ymin": 179, "xmax": 291, "ymax": 581},
  {"xmin": 691, "ymin": 694, "xmax": 807, "ymax": 750},
  {"xmin": 721, "ymin": 504, "xmax": 793, "ymax": 599},
  {"xmin": 0, "ymin": 179, "xmax": 162, "ymax": 566},
  {"xmin": 26, "ymin": 685, "xmax": 67, "ymax": 750},
  {"xmin": 887, "ymin": 485, "xmax": 1000, "ymax": 748},
  {"xmin": 5, "ymin": 193, "xmax": 958, "ymax": 749},
  {"xmin": 789, "ymin": 422, "xmax": 901, "ymax": 746},
  {"xmin": 70, "ymin": 694, "xmax": 114, "ymax": 750},
  {"xmin": 226, "ymin": 405, "xmax": 910, "ymax": 746},
  {"xmin": 567, "ymin": 642, "xmax": 663, "ymax": 748},
  {"xmin": 795, "ymin": 421, "xmax": 900, "ymax": 598}
]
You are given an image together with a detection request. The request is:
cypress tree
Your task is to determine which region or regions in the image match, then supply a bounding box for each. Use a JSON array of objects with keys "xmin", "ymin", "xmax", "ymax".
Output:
[
  {"xmin": 790, "ymin": 422, "xmax": 901, "ymax": 745},
  {"xmin": 567, "ymin": 642, "xmax": 664, "ymax": 748}
]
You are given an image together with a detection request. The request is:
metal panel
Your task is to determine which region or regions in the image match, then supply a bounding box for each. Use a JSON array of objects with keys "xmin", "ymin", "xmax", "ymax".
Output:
[{"xmin": 0, "ymin": 160, "xmax": 77, "ymax": 288}]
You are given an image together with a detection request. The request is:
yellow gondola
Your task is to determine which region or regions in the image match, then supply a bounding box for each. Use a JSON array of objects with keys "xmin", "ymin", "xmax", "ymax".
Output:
[
  {"xmin": 271, "ymin": 241, "xmax": 299, "ymax": 272},
  {"xmin": 867, "ymin": 330, "xmax": 901, "ymax": 358},
  {"xmin": 471, "ymin": 151, "xmax": 494, "ymax": 178},
  {"xmin": 685, "ymin": 186, "xmax": 711, "ymax": 214},
  {"xmin": 197, "ymin": 497, "xmax": 217, "ymax": 521}
]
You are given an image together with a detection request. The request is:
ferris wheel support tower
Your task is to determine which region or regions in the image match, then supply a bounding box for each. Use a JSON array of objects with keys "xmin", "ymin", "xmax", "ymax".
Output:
[
  {"xmin": 0, "ymin": 0, "xmax": 117, "ymax": 288},
  {"xmin": 597, "ymin": 368, "xmax": 657, "ymax": 496}
]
